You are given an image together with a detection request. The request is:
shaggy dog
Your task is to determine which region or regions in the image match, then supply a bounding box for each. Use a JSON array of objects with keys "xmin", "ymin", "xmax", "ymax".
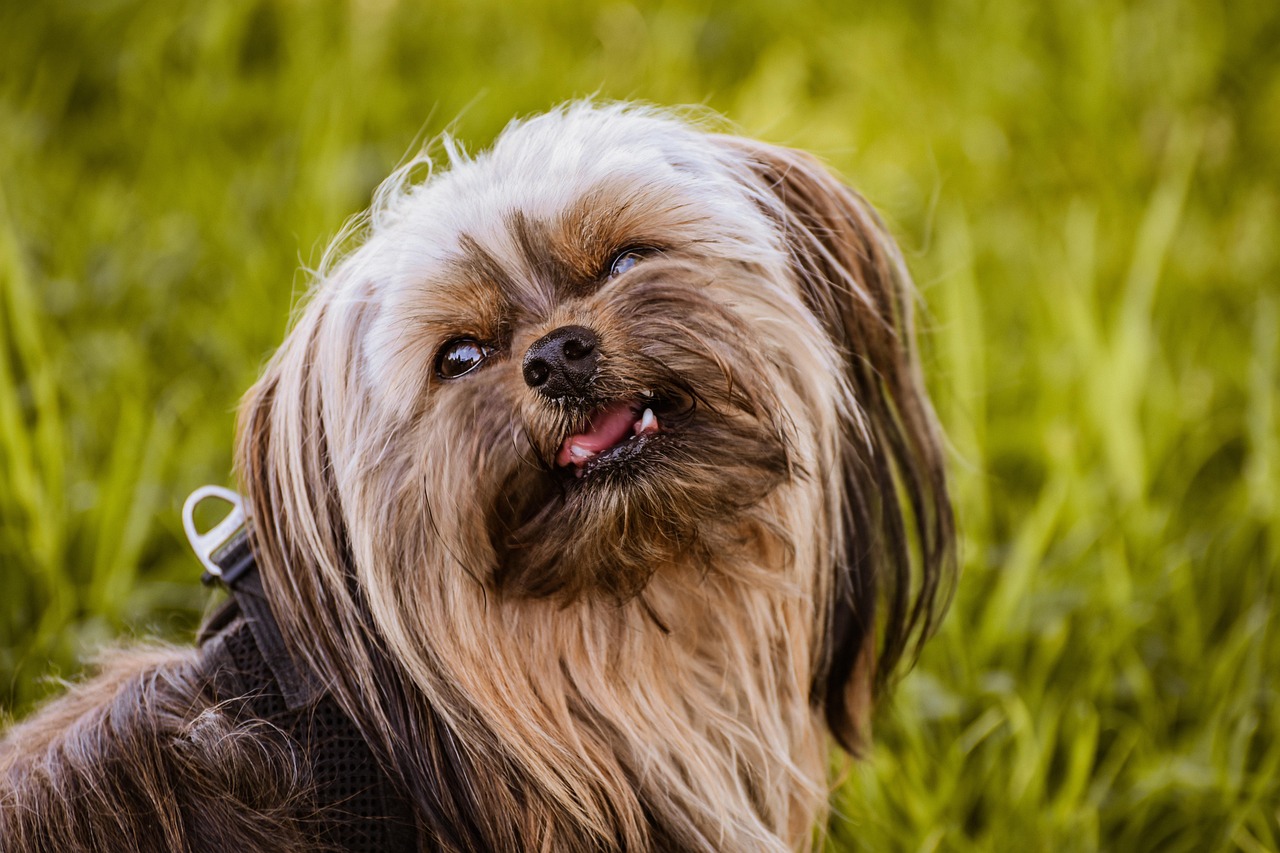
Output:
[{"xmin": 0, "ymin": 103, "xmax": 953, "ymax": 852}]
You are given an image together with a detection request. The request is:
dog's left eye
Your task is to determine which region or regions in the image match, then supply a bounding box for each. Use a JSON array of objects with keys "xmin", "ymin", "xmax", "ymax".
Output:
[
  {"xmin": 609, "ymin": 249, "xmax": 647, "ymax": 278},
  {"xmin": 436, "ymin": 338, "xmax": 494, "ymax": 379}
]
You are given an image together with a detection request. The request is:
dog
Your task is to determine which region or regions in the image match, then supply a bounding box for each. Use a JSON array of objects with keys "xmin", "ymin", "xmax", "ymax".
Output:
[{"xmin": 0, "ymin": 102, "xmax": 953, "ymax": 852}]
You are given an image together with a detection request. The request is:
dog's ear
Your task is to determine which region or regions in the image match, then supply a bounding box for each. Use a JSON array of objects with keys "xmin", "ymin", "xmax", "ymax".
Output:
[
  {"xmin": 722, "ymin": 137, "xmax": 955, "ymax": 751},
  {"xmin": 234, "ymin": 296, "xmax": 369, "ymax": 678}
]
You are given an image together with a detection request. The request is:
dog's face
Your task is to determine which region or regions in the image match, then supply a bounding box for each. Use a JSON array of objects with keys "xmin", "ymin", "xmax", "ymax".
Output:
[
  {"xmin": 353, "ymin": 109, "xmax": 822, "ymax": 602},
  {"xmin": 239, "ymin": 103, "xmax": 951, "ymax": 768}
]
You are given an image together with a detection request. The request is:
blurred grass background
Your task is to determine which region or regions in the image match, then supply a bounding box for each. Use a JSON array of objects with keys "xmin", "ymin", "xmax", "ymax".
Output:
[{"xmin": 1, "ymin": 0, "xmax": 1277, "ymax": 850}]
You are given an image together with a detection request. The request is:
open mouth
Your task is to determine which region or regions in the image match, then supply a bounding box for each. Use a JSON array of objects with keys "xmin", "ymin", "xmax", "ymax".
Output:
[{"xmin": 555, "ymin": 393, "xmax": 664, "ymax": 476}]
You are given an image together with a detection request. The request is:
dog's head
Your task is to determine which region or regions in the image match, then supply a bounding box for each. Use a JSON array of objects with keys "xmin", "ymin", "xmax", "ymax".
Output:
[{"xmin": 237, "ymin": 103, "xmax": 952, "ymax": 758}]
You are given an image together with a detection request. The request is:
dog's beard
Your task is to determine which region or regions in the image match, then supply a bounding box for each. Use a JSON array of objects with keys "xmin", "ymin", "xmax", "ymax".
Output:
[{"xmin": 485, "ymin": 264, "xmax": 794, "ymax": 600}]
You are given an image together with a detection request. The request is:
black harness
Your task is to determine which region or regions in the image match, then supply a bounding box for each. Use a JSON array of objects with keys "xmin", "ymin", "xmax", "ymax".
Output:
[{"xmin": 194, "ymin": 527, "xmax": 418, "ymax": 850}]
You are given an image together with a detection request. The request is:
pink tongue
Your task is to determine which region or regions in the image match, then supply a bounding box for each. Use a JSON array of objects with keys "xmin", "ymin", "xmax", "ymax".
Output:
[{"xmin": 556, "ymin": 401, "xmax": 639, "ymax": 467}]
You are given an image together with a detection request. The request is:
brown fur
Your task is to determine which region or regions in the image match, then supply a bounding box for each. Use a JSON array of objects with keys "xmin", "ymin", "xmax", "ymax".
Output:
[
  {"xmin": 1, "ymin": 104, "xmax": 954, "ymax": 852},
  {"xmin": 0, "ymin": 648, "xmax": 319, "ymax": 852}
]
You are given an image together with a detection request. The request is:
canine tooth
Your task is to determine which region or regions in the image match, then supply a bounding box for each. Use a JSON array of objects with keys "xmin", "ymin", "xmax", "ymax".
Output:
[
  {"xmin": 638, "ymin": 407, "xmax": 658, "ymax": 435},
  {"xmin": 640, "ymin": 389, "xmax": 653, "ymax": 398},
  {"xmin": 570, "ymin": 444, "xmax": 594, "ymax": 462}
]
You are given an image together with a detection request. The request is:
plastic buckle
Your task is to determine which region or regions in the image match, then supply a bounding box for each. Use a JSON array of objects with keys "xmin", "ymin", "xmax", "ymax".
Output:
[{"xmin": 182, "ymin": 485, "xmax": 249, "ymax": 584}]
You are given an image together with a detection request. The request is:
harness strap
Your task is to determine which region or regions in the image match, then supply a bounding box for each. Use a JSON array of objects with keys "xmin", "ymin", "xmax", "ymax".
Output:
[
  {"xmin": 185, "ymin": 487, "xmax": 417, "ymax": 850},
  {"xmin": 190, "ymin": 526, "xmax": 319, "ymax": 710},
  {"xmin": 186, "ymin": 488, "xmax": 318, "ymax": 709},
  {"xmin": 222, "ymin": 555, "xmax": 320, "ymax": 710}
]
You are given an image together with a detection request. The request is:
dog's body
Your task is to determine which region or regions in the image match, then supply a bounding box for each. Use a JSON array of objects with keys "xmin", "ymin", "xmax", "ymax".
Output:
[{"xmin": 0, "ymin": 103, "xmax": 953, "ymax": 852}]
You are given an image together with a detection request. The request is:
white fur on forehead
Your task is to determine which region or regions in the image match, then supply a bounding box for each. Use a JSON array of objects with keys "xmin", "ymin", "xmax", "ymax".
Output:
[
  {"xmin": 352, "ymin": 102, "xmax": 784, "ymax": 281},
  {"xmin": 449, "ymin": 103, "xmax": 725, "ymax": 214}
]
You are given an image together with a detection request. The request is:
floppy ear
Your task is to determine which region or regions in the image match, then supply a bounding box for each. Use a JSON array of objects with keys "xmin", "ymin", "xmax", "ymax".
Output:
[
  {"xmin": 722, "ymin": 137, "xmax": 956, "ymax": 751},
  {"xmin": 234, "ymin": 297, "xmax": 367, "ymax": 674}
]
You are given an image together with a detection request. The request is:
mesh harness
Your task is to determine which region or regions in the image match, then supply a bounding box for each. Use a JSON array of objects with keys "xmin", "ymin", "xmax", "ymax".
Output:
[{"xmin": 194, "ymin": 531, "xmax": 418, "ymax": 850}]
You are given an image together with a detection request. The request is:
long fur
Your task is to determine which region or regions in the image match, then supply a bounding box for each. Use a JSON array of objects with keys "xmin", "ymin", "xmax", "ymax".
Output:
[{"xmin": 1, "ymin": 102, "xmax": 953, "ymax": 852}]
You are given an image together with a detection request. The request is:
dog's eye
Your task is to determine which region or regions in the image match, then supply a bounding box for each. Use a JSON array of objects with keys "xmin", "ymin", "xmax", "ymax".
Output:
[
  {"xmin": 436, "ymin": 338, "xmax": 494, "ymax": 379},
  {"xmin": 608, "ymin": 249, "xmax": 647, "ymax": 278}
]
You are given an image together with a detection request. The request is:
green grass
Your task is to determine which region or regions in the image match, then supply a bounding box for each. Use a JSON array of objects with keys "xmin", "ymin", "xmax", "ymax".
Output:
[{"xmin": 2, "ymin": 1, "xmax": 1277, "ymax": 850}]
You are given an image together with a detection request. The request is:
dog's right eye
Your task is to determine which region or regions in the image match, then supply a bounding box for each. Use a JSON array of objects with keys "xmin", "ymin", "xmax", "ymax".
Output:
[{"xmin": 436, "ymin": 338, "xmax": 494, "ymax": 379}]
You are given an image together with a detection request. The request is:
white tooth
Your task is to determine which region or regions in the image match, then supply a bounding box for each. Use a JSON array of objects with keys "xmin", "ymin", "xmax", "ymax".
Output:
[
  {"xmin": 639, "ymin": 408, "xmax": 657, "ymax": 434},
  {"xmin": 570, "ymin": 445, "xmax": 594, "ymax": 461},
  {"xmin": 640, "ymin": 389, "xmax": 653, "ymax": 398}
]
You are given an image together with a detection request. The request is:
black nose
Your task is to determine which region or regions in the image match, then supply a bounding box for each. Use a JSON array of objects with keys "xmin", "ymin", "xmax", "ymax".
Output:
[{"xmin": 522, "ymin": 325, "xmax": 600, "ymax": 398}]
